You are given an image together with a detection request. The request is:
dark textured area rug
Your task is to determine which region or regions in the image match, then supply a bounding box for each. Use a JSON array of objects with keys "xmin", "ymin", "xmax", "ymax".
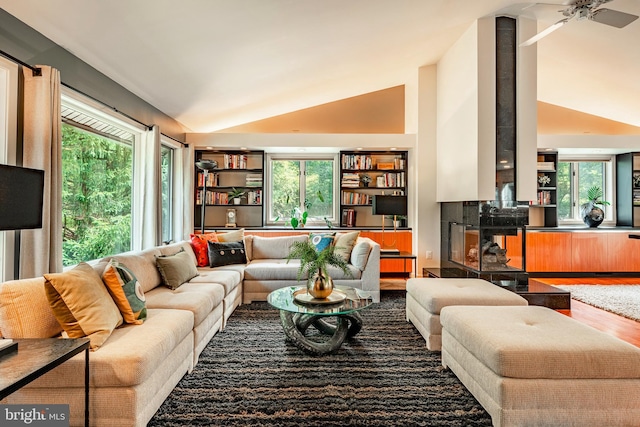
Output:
[
  {"xmin": 553, "ymin": 284, "xmax": 640, "ymax": 322},
  {"xmin": 148, "ymin": 291, "xmax": 492, "ymax": 426}
]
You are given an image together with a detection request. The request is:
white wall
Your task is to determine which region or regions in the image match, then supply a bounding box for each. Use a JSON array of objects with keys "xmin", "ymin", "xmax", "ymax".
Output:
[
  {"xmin": 415, "ymin": 65, "xmax": 440, "ymax": 272},
  {"xmin": 436, "ymin": 18, "xmax": 496, "ymax": 202}
]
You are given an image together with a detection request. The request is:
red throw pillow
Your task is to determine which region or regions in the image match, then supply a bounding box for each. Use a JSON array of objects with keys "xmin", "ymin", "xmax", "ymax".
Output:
[{"xmin": 189, "ymin": 233, "xmax": 219, "ymax": 267}]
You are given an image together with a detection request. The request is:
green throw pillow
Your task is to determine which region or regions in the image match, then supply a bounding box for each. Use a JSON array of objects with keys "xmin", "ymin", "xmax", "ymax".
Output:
[
  {"xmin": 156, "ymin": 249, "xmax": 199, "ymax": 290},
  {"xmin": 102, "ymin": 260, "xmax": 147, "ymax": 324}
]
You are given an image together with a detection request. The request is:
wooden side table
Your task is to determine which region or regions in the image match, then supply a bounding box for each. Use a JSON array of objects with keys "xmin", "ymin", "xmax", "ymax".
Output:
[
  {"xmin": 380, "ymin": 251, "xmax": 417, "ymax": 278},
  {"xmin": 0, "ymin": 338, "xmax": 90, "ymax": 427}
]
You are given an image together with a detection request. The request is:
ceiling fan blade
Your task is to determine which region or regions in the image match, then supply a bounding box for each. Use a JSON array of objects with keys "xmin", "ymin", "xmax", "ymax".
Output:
[
  {"xmin": 520, "ymin": 18, "xmax": 570, "ymax": 47},
  {"xmin": 590, "ymin": 8, "xmax": 639, "ymax": 28}
]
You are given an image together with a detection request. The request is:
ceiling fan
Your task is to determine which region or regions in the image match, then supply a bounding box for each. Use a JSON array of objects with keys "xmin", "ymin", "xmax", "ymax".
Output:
[{"xmin": 520, "ymin": 0, "xmax": 639, "ymax": 46}]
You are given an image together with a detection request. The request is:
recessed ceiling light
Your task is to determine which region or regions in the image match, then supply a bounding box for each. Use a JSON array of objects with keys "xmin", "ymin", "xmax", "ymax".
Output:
[
  {"xmin": 503, "ymin": 165, "xmax": 512, "ymax": 169},
  {"xmin": 240, "ymin": 147, "xmax": 247, "ymax": 150},
  {"xmin": 499, "ymin": 160, "xmax": 508, "ymax": 164},
  {"xmin": 390, "ymin": 147, "xmax": 397, "ymax": 151},
  {"xmin": 206, "ymin": 146, "xmax": 213, "ymax": 149},
  {"xmin": 356, "ymin": 147, "xmax": 363, "ymax": 151}
]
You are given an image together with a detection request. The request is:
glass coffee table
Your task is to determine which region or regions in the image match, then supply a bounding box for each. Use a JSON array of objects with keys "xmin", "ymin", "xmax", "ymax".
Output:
[{"xmin": 267, "ymin": 286, "xmax": 374, "ymax": 355}]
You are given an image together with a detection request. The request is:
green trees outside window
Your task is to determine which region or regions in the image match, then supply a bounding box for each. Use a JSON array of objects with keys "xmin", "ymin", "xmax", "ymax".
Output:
[
  {"xmin": 270, "ymin": 158, "xmax": 334, "ymax": 225},
  {"xmin": 557, "ymin": 160, "xmax": 609, "ymax": 221},
  {"xmin": 61, "ymin": 124, "xmax": 133, "ymax": 266},
  {"xmin": 161, "ymin": 145, "xmax": 173, "ymax": 243}
]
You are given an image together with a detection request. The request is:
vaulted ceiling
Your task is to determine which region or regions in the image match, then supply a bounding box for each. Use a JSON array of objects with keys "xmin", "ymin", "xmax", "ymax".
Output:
[{"xmin": 0, "ymin": 0, "xmax": 639, "ymax": 134}]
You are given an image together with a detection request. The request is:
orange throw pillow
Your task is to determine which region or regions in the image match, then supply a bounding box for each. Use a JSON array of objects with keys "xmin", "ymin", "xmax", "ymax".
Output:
[{"xmin": 190, "ymin": 232, "xmax": 219, "ymax": 267}]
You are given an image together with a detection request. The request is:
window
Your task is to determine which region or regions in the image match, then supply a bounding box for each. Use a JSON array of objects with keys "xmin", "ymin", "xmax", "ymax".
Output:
[
  {"xmin": 267, "ymin": 155, "xmax": 336, "ymax": 225},
  {"xmin": 557, "ymin": 158, "xmax": 614, "ymax": 223},
  {"xmin": 160, "ymin": 143, "xmax": 175, "ymax": 243},
  {"xmin": 61, "ymin": 92, "xmax": 145, "ymax": 266}
]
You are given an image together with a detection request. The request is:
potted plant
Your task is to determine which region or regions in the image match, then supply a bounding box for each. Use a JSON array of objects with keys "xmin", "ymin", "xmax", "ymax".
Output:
[
  {"xmin": 228, "ymin": 187, "xmax": 245, "ymax": 205},
  {"xmin": 286, "ymin": 239, "xmax": 352, "ymax": 299},
  {"xmin": 580, "ymin": 185, "xmax": 610, "ymax": 228},
  {"xmin": 360, "ymin": 173, "xmax": 372, "ymax": 187}
]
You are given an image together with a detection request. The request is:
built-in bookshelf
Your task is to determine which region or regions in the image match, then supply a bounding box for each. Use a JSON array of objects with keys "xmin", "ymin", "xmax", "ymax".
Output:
[
  {"xmin": 339, "ymin": 150, "xmax": 408, "ymax": 228},
  {"xmin": 194, "ymin": 149, "xmax": 264, "ymax": 229},
  {"xmin": 532, "ymin": 151, "xmax": 558, "ymax": 227},
  {"xmin": 616, "ymin": 152, "xmax": 640, "ymax": 227}
]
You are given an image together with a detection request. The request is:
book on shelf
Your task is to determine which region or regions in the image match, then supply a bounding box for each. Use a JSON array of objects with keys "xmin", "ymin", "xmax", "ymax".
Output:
[
  {"xmin": 342, "ymin": 191, "xmax": 371, "ymax": 205},
  {"xmin": 223, "ymin": 153, "xmax": 248, "ymax": 169},
  {"xmin": 537, "ymin": 191, "xmax": 551, "ymax": 205},
  {"xmin": 342, "ymin": 208, "xmax": 357, "ymax": 227},
  {"xmin": 245, "ymin": 173, "xmax": 263, "ymax": 187},
  {"xmin": 341, "ymin": 173, "xmax": 361, "ymax": 187},
  {"xmin": 536, "ymin": 162, "xmax": 555, "ymax": 171},
  {"xmin": 197, "ymin": 172, "xmax": 219, "ymax": 187},
  {"xmin": 246, "ymin": 190, "xmax": 262, "ymax": 205},
  {"xmin": 341, "ymin": 154, "xmax": 372, "ymax": 170}
]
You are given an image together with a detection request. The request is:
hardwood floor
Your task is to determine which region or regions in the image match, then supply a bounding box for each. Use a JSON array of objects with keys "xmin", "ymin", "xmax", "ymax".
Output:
[{"xmin": 534, "ymin": 277, "xmax": 640, "ymax": 348}]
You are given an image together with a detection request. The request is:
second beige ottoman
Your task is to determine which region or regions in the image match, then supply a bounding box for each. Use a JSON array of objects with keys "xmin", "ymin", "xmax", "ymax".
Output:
[{"xmin": 405, "ymin": 278, "xmax": 528, "ymax": 351}]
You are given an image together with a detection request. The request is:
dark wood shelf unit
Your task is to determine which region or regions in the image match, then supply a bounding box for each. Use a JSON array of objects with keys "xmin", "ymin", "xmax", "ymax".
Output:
[
  {"xmin": 616, "ymin": 152, "xmax": 640, "ymax": 227},
  {"xmin": 195, "ymin": 149, "xmax": 265, "ymax": 229},
  {"xmin": 534, "ymin": 151, "xmax": 559, "ymax": 227},
  {"xmin": 339, "ymin": 150, "xmax": 408, "ymax": 228}
]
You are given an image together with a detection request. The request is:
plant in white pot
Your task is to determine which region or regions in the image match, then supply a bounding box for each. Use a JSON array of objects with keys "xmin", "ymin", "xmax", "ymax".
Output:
[
  {"xmin": 580, "ymin": 185, "xmax": 610, "ymax": 228},
  {"xmin": 286, "ymin": 239, "xmax": 352, "ymax": 299},
  {"xmin": 228, "ymin": 187, "xmax": 245, "ymax": 205}
]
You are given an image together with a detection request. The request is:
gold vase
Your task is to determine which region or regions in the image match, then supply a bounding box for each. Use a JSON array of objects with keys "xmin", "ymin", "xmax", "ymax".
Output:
[{"xmin": 308, "ymin": 268, "xmax": 334, "ymax": 299}]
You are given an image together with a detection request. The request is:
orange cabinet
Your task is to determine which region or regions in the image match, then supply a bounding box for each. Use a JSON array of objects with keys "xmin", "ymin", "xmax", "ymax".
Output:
[
  {"xmin": 526, "ymin": 231, "xmax": 572, "ymax": 272},
  {"xmin": 526, "ymin": 230, "xmax": 640, "ymax": 273}
]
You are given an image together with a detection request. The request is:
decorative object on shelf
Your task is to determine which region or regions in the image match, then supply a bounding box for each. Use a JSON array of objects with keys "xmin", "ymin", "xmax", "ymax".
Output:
[
  {"xmin": 286, "ymin": 239, "xmax": 352, "ymax": 299},
  {"xmin": 228, "ymin": 187, "xmax": 245, "ymax": 205},
  {"xmin": 359, "ymin": 173, "xmax": 372, "ymax": 187},
  {"xmin": 634, "ymin": 173, "xmax": 640, "ymax": 189},
  {"xmin": 372, "ymin": 195, "xmax": 407, "ymax": 253},
  {"xmin": 580, "ymin": 185, "xmax": 610, "ymax": 228},
  {"xmin": 225, "ymin": 209, "xmax": 236, "ymax": 228},
  {"xmin": 195, "ymin": 160, "xmax": 218, "ymax": 234},
  {"xmin": 538, "ymin": 174, "xmax": 551, "ymax": 187}
]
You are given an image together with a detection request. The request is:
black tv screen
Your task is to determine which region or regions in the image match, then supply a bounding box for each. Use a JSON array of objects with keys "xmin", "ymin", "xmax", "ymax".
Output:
[
  {"xmin": 0, "ymin": 164, "xmax": 45, "ymax": 230},
  {"xmin": 372, "ymin": 195, "xmax": 407, "ymax": 216}
]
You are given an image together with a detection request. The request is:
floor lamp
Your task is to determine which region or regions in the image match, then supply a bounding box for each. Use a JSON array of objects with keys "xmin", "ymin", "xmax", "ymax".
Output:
[
  {"xmin": 372, "ymin": 195, "xmax": 407, "ymax": 253},
  {"xmin": 195, "ymin": 160, "xmax": 218, "ymax": 234}
]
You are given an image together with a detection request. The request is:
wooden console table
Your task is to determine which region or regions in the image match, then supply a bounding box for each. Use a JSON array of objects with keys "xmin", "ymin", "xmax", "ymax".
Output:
[{"xmin": 0, "ymin": 338, "xmax": 90, "ymax": 427}]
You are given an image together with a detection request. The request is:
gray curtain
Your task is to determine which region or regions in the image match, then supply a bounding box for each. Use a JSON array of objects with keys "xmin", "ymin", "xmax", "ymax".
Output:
[{"xmin": 19, "ymin": 65, "xmax": 62, "ymax": 278}]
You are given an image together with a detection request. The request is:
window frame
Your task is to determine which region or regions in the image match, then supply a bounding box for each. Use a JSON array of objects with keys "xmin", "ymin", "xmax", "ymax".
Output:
[
  {"xmin": 265, "ymin": 153, "xmax": 339, "ymax": 226},
  {"xmin": 160, "ymin": 137, "xmax": 182, "ymax": 243},
  {"xmin": 557, "ymin": 155, "xmax": 615, "ymax": 225},
  {"xmin": 61, "ymin": 88, "xmax": 146, "ymax": 262}
]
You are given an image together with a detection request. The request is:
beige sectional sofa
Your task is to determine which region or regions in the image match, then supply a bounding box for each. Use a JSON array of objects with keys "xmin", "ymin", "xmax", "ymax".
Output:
[{"xmin": 0, "ymin": 232, "xmax": 380, "ymax": 427}]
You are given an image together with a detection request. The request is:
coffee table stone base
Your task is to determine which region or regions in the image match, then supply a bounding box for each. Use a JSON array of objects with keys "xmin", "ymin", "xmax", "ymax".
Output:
[{"xmin": 279, "ymin": 310, "xmax": 363, "ymax": 355}]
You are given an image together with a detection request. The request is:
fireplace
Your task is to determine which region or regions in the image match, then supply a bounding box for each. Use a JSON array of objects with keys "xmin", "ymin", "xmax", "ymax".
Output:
[{"xmin": 448, "ymin": 201, "xmax": 527, "ymax": 274}]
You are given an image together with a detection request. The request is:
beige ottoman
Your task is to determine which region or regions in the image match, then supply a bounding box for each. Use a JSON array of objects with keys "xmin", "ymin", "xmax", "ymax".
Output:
[
  {"xmin": 441, "ymin": 305, "xmax": 640, "ymax": 427},
  {"xmin": 405, "ymin": 278, "xmax": 527, "ymax": 351}
]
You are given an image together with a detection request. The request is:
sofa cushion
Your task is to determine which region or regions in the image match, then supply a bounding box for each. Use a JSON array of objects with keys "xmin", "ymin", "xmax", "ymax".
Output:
[
  {"xmin": 145, "ymin": 284, "xmax": 225, "ymax": 326},
  {"xmin": 190, "ymin": 269, "xmax": 242, "ymax": 295},
  {"xmin": 102, "ymin": 260, "xmax": 147, "ymax": 324},
  {"xmin": 26, "ymin": 308, "xmax": 194, "ymax": 388},
  {"xmin": 309, "ymin": 232, "xmax": 335, "ymax": 252},
  {"xmin": 44, "ymin": 263, "xmax": 123, "ymax": 350},
  {"xmin": 109, "ymin": 247, "xmax": 163, "ymax": 293},
  {"xmin": 189, "ymin": 233, "xmax": 219, "ymax": 267},
  {"xmin": 251, "ymin": 235, "xmax": 307, "ymax": 260},
  {"xmin": 216, "ymin": 228, "xmax": 244, "ymax": 242},
  {"xmin": 441, "ymin": 305, "xmax": 640, "ymax": 379},
  {"xmin": 207, "ymin": 241, "xmax": 247, "ymax": 267},
  {"xmin": 350, "ymin": 239, "xmax": 372, "ymax": 271},
  {"xmin": 244, "ymin": 260, "xmax": 360, "ymax": 281},
  {"xmin": 334, "ymin": 231, "xmax": 360, "ymax": 262},
  {"xmin": 0, "ymin": 277, "xmax": 62, "ymax": 339},
  {"xmin": 156, "ymin": 249, "xmax": 199, "ymax": 290}
]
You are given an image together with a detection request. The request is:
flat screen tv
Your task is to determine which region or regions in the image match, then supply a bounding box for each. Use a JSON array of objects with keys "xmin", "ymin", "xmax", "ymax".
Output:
[
  {"xmin": 371, "ymin": 195, "xmax": 407, "ymax": 216},
  {"xmin": 0, "ymin": 164, "xmax": 45, "ymax": 230}
]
